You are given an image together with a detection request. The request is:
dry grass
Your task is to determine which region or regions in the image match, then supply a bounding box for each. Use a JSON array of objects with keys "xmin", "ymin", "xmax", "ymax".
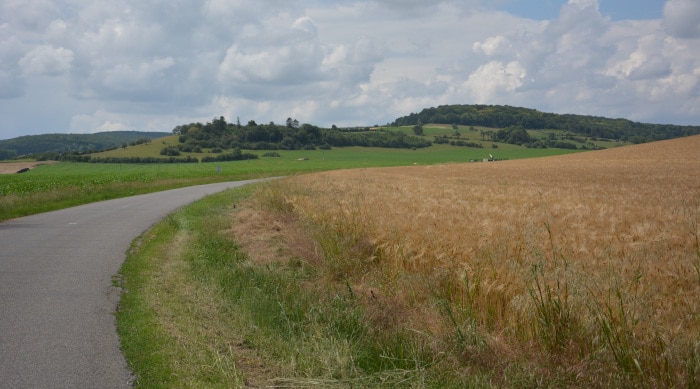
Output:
[{"xmin": 242, "ymin": 135, "xmax": 700, "ymax": 387}]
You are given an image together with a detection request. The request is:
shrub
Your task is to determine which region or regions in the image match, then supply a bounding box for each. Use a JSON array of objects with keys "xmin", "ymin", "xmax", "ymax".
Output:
[{"xmin": 160, "ymin": 146, "xmax": 181, "ymax": 156}]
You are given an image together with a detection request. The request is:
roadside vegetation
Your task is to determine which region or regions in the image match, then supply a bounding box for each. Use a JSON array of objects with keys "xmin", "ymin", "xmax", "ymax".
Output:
[{"xmin": 117, "ymin": 135, "xmax": 700, "ymax": 387}]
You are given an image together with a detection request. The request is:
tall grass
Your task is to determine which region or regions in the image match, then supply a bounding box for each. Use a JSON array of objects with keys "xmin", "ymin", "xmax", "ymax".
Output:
[{"xmin": 249, "ymin": 136, "xmax": 700, "ymax": 387}]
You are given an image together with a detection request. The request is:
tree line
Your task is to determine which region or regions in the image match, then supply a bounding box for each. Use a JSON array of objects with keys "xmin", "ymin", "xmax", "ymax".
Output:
[
  {"xmin": 171, "ymin": 116, "xmax": 431, "ymax": 153},
  {"xmin": 392, "ymin": 104, "xmax": 700, "ymax": 143}
]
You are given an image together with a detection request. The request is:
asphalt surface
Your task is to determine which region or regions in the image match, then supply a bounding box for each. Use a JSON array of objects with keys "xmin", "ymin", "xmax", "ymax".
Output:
[{"xmin": 0, "ymin": 179, "xmax": 266, "ymax": 388}]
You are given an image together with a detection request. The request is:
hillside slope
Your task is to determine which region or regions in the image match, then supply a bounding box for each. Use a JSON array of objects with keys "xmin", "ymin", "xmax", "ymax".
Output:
[
  {"xmin": 393, "ymin": 104, "xmax": 700, "ymax": 143},
  {"xmin": 0, "ymin": 131, "xmax": 170, "ymax": 158}
]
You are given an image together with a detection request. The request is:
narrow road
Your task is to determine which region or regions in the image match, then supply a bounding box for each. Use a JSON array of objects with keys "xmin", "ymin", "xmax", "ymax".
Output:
[{"xmin": 0, "ymin": 180, "xmax": 266, "ymax": 388}]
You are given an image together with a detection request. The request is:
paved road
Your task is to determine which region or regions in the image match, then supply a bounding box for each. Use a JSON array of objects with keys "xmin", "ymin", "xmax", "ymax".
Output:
[{"xmin": 0, "ymin": 180, "xmax": 266, "ymax": 388}]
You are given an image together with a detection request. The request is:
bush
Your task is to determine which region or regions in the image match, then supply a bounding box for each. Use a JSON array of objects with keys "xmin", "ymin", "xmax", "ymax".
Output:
[
  {"xmin": 160, "ymin": 146, "xmax": 181, "ymax": 156},
  {"xmin": 201, "ymin": 149, "xmax": 259, "ymax": 162},
  {"xmin": 552, "ymin": 141, "xmax": 578, "ymax": 149}
]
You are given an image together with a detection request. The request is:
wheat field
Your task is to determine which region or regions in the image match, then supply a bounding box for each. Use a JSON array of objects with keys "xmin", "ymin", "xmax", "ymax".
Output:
[{"xmin": 249, "ymin": 135, "xmax": 700, "ymax": 386}]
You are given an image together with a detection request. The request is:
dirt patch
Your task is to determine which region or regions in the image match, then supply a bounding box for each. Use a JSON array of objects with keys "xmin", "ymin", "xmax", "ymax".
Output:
[
  {"xmin": 230, "ymin": 200, "xmax": 321, "ymax": 268},
  {"xmin": 0, "ymin": 161, "xmax": 55, "ymax": 174}
]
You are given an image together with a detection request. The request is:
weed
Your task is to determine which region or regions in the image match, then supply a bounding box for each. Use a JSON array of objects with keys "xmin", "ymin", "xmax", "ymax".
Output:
[
  {"xmin": 528, "ymin": 263, "xmax": 578, "ymax": 352},
  {"xmin": 589, "ymin": 279, "xmax": 642, "ymax": 377}
]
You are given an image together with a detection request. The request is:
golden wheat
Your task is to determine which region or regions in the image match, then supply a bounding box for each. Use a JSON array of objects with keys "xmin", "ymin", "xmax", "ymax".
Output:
[{"xmin": 250, "ymin": 135, "xmax": 700, "ymax": 385}]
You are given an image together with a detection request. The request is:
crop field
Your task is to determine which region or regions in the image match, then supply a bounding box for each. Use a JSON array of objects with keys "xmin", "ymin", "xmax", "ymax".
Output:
[
  {"xmin": 250, "ymin": 135, "xmax": 700, "ymax": 386},
  {"xmin": 0, "ymin": 142, "xmax": 583, "ymax": 221}
]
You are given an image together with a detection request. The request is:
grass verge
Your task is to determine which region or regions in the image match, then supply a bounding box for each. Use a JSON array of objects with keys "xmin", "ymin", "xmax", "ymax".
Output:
[{"xmin": 116, "ymin": 184, "xmax": 478, "ymax": 387}]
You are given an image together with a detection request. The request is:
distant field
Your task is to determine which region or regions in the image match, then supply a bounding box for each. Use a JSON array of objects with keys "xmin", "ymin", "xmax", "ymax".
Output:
[
  {"xmin": 0, "ymin": 161, "xmax": 54, "ymax": 174},
  {"xmin": 246, "ymin": 135, "xmax": 700, "ymax": 387},
  {"xmin": 0, "ymin": 138, "xmax": 585, "ymax": 221},
  {"xmin": 94, "ymin": 124, "xmax": 625, "ymax": 160}
]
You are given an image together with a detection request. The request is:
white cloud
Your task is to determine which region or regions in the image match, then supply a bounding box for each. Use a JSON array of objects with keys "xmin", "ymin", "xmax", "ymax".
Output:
[
  {"xmin": 0, "ymin": 35, "xmax": 25, "ymax": 98},
  {"xmin": 291, "ymin": 16, "xmax": 317, "ymax": 35},
  {"xmin": 663, "ymin": 0, "xmax": 700, "ymax": 39},
  {"xmin": 102, "ymin": 57, "xmax": 175, "ymax": 90},
  {"xmin": 1, "ymin": 0, "xmax": 700, "ymax": 139},
  {"xmin": 472, "ymin": 36, "xmax": 511, "ymax": 56},
  {"xmin": 463, "ymin": 61, "xmax": 527, "ymax": 102},
  {"xmin": 1, "ymin": 0, "xmax": 60, "ymax": 33},
  {"xmin": 19, "ymin": 45, "xmax": 73, "ymax": 76},
  {"xmin": 70, "ymin": 110, "xmax": 133, "ymax": 133}
]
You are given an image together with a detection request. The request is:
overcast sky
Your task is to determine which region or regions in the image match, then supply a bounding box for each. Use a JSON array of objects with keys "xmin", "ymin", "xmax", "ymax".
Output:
[{"xmin": 1, "ymin": 0, "xmax": 699, "ymax": 139}]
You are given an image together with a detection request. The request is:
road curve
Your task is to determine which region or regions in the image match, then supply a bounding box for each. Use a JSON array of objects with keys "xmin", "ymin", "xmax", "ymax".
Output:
[{"xmin": 0, "ymin": 179, "xmax": 267, "ymax": 388}]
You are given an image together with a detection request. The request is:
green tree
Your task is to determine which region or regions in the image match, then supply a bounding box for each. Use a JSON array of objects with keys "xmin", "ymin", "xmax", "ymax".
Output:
[
  {"xmin": 493, "ymin": 125, "xmax": 531, "ymax": 145},
  {"xmin": 286, "ymin": 117, "xmax": 300, "ymax": 129},
  {"xmin": 413, "ymin": 120, "xmax": 424, "ymax": 136}
]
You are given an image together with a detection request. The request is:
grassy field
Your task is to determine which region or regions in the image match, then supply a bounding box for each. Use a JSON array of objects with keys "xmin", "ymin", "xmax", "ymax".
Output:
[
  {"xmin": 117, "ymin": 135, "xmax": 699, "ymax": 387},
  {"xmin": 0, "ymin": 137, "xmax": 584, "ymax": 221}
]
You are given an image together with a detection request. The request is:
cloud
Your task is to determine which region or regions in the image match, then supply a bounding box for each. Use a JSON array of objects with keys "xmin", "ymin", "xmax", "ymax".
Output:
[
  {"xmin": 0, "ymin": 35, "xmax": 26, "ymax": 98},
  {"xmin": 102, "ymin": 57, "xmax": 174, "ymax": 92},
  {"xmin": 454, "ymin": 0, "xmax": 700, "ymax": 123},
  {"xmin": 1, "ymin": 0, "xmax": 60, "ymax": 33},
  {"xmin": 463, "ymin": 61, "xmax": 527, "ymax": 102},
  {"xmin": 1, "ymin": 0, "xmax": 700, "ymax": 139},
  {"xmin": 291, "ymin": 16, "xmax": 317, "ymax": 35},
  {"xmin": 70, "ymin": 110, "xmax": 134, "ymax": 133},
  {"xmin": 472, "ymin": 36, "xmax": 511, "ymax": 57},
  {"xmin": 19, "ymin": 45, "xmax": 73, "ymax": 76},
  {"xmin": 663, "ymin": 0, "xmax": 700, "ymax": 39}
]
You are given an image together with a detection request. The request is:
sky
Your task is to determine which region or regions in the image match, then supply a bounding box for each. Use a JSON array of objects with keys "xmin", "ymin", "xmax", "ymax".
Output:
[{"xmin": 1, "ymin": 0, "xmax": 699, "ymax": 140}]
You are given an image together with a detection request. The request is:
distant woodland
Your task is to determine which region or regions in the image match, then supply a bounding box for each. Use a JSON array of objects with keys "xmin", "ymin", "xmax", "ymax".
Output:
[
  {"xmin": 170, "ymin": 116, "xmax": 431, "ymax": 153},
  {"xmin": 0, "ymin": 131, "xmax": 169, "ymax": 160},
  {"xmin": 392, "ymin": 104, "xmax": 700, "ymax": 144}
]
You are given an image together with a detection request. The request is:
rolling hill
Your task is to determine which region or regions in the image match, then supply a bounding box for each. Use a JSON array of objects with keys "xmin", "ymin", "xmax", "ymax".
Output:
[
  {"xmin": 0, "ymin": 131, "xmax": 170, "ymax": 159},
  {"xmin": 392, "ymin": 104, "xmax": 700, "ymax": 143}
]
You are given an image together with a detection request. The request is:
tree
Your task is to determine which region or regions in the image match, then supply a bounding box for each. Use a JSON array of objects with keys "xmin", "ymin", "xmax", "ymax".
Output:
[
  {"xmin": 413, "ymin": 120, "xmax": 424, "ymax": 136},
  {"xmin": 212, "ymin": 116, "xmax": 227, "ymax": 133},
  {"xmin": 493, "ymin": 125, "xmax": 531, "ymax": 145},
  {"xmin": 286, "ymin": 117, "xmax": 300, "ymax": 129}
]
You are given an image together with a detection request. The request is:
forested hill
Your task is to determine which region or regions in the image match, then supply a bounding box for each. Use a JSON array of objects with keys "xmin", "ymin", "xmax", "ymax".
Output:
[
  {"xmin": 392, "ymin": 104, "xmax": 700, "ymax": 143},
  {"xmin": 0, "ymin": 131, "xmax": 170, "ymax": 159},
  {"xmin": 170, "ymin": 117, "xmax": 431, "ymax": 152}
]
